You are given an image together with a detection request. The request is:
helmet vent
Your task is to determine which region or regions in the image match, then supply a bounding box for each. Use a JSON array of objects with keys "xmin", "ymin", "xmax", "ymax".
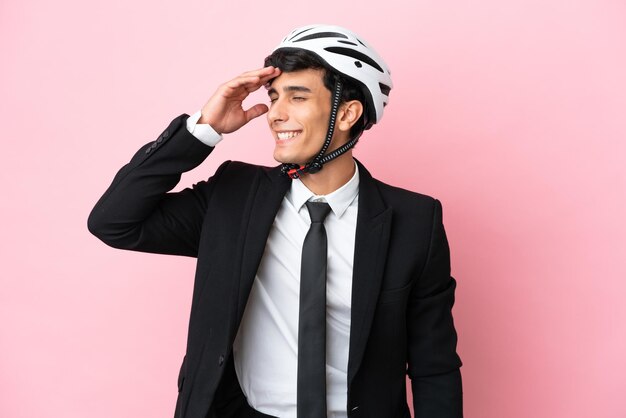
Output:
[
  {"xmin": 354, "ymin": 61, "xmax": 363, "ymax": 68},
  {"xmin": 379, "ymin": 83, "xmax": 391, "ymax": 96},
  {"xmin": 324, "ymin": 47, "xmax": 384, "ymax": 72},
  {"xmin": 338, "ymin": 40, "xmax": 358, "ymax": 46},
  {"xmin": 288, "ymin": 27, "xmax": 314, "ymax": 41},
  {"xmin": 294, "ymin": 32, "xmax": 349, "ymax": 42}
]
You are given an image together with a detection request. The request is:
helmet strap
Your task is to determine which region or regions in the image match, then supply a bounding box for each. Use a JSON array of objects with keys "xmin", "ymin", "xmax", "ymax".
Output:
[{"xmin": 282, "ymin": 77, "xmax": 359, "ymax": 179}]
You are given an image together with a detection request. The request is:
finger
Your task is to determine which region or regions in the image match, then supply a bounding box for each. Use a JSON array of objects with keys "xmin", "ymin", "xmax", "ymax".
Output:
[
  {"xmin": 225, "ymin": 75, "xmax": 262, "ymax": 90},
  {"xmin": 239, "ymin": 66, "xmax": 280, "ymax": 79},
  {"xmin": 243, "ymin": 77, "xmax": 275, "ymax": 93},
  {"xmin": 220, "ymin": 68, "xmax": 282, "ymax": 99},
  {"xmin": 220, "ymin": 78, "xmax": 264, "ymax": 98},
  {"xmin": 259, "ymin": 69, "xmax": 281, "ymax": 85},
  {"xmin": 232, "ymin": 68, "xmax": 281, "ymax": 89},
  {"xmin": 244, "ymin": 103, "xmax": 269, "ymax": 122},
  {"xmin": 231, "ymin": 75, "xmax": 280, "ymax": 96}
]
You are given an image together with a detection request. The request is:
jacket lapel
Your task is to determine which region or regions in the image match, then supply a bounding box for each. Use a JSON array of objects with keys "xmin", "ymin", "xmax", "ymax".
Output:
[
  {"xmin": 347, "ymin": 160, "xmax": 392, "ymax": 384},
  {"xmin": 235, "ymin": 166, "xmax": 290, "ymax": 321}
]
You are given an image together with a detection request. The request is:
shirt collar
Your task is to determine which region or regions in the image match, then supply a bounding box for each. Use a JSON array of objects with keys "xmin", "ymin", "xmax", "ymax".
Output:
[{"xmin": 289, "ymin": 160, "xmax": 360, "ymax": 218}]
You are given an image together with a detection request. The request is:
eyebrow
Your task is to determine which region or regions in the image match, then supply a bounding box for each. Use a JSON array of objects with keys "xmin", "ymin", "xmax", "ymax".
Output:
[{"xmin": 267, "ymin": 85, "xmax": 313, "ymax": 96}]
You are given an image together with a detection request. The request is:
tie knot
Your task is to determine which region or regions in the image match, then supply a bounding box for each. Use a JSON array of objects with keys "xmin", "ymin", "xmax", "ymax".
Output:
[{"xmin": 305, "ymin": 201, "xmax": 331, "ymax": 224}]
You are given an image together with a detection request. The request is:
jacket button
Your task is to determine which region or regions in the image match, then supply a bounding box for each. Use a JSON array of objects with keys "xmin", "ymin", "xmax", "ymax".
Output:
[
  {"xmin": 218, "ymin": 355, "xmax": 224, "ymax": 366},
  {"xmin": 162, "ymin": 130, "xmax": 170, "ymax": 138},
  {"xmin": 145, "ymin": 148, "xmax": 151, "ymax": 154}
]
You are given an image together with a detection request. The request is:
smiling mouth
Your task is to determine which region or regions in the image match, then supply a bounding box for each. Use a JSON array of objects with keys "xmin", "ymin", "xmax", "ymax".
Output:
[{"xmin": 276, "ymin": 131, "xmax": 302, "ymax": 140}]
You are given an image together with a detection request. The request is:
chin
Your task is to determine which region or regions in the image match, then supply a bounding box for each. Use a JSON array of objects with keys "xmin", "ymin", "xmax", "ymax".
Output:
[
  {"xmin": 272, "ymin": 150, "xmax": 289, "ymax": 164},
  {"xmin": 273, "ymin": 150, "xmax": 313, "ymax": 166}
]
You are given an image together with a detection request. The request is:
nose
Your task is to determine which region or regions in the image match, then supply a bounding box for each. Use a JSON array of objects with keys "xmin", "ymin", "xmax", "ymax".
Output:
[{"xmin": 267, "ymin": 98, "xmax": 288, "ymax": 125}]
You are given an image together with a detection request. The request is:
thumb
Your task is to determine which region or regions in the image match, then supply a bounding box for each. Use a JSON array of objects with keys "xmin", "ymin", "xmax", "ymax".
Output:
[{"xmin": 244, "ymin": 104, "xmax": 269, "ymax": 123}]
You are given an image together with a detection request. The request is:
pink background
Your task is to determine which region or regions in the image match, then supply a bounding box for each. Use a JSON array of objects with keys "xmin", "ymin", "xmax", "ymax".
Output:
[{"xmin": 2, "ymin": 1, "xmax": 625, "ymax": 417}]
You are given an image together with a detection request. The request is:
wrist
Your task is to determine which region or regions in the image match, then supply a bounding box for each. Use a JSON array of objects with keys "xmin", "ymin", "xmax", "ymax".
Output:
[{"xmin": 198, "ymin": 112, "xmax": 222, "ymax": 134}]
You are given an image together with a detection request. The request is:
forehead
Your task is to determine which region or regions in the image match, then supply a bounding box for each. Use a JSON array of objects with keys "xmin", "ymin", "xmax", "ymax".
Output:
[{"xmin": 267, "ymin": 68, "xmax": 326, "ymax": 93}]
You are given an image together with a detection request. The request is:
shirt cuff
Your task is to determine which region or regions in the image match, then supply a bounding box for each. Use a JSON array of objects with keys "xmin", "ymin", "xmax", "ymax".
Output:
[{"xmin": 186, "ymin": 110, "xmax": 223, "ymax": 147}]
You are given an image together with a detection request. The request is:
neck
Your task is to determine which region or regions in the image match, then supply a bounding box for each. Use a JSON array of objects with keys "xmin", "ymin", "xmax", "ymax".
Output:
[{"xmin": 298, "ymin": 151, "xmax": 355, "ymax": 195}]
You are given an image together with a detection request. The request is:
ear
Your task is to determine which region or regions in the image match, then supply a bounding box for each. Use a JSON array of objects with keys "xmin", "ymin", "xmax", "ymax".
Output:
[{"xmin": 336, "ymin": 100, "xmax": 364, "ymax": 133}]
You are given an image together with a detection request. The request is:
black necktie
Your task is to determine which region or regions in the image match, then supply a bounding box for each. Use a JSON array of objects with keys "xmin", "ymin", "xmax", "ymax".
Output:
[{"xmin": 298, "ymin": 201, "xmax": 332, "ymax": 418}]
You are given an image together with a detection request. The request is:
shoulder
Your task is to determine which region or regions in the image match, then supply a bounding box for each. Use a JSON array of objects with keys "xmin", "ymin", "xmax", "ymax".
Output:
[
  {"xmin": 202, "ymin": 160, "xmax": 285, "ymax": 196},
  {"xmin": 357, "ymin": 159, "xmax": 437, "ymax": 208},
  {"xmin": 373, "ymin": 177, "xmax": 437, "ymax": 205},
  {"xmin": 356, "ymin": 159, "xmax": 442, "ymax": 223},
  {"xmin": 372, "ymin": 173, "xmax": 439, "ymax": 206},
  {"xmin": 216, "ymin": 159, "xmax": 272, "ymax": 172},
  {"xmin": 212, "ymin": 160, "xmax": 278, "ymax": 180},
  {"xmin": 369, "ymin": 176, "xmax": 442, "ymax": 224}
]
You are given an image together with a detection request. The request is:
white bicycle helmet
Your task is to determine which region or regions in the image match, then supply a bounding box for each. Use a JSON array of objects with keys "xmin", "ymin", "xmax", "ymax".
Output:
[
  {"xmin": 271, "ymin": 24, "xmax": 393, "ymax": 179},
  {"xmin": 273, "ymin": 24, "xmax": 393, "ymax": 126}
]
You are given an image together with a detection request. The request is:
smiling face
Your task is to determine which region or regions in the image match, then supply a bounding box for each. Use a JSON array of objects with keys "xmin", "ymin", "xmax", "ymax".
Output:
[{"xmin": 267, "ymin": 69, "xmax": 341, "ymax": 166}]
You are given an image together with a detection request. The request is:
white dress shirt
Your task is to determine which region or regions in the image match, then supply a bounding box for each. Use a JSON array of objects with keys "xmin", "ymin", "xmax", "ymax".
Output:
[{"xmin": 187, "ymin": 111, "xmax": 358, "ymax": 417}]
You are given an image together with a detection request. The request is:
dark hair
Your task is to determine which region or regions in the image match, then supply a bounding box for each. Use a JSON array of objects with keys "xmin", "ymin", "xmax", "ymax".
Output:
[{"xmin": 264, "ymin": 48, "xmax": 368, "ymax": 142}]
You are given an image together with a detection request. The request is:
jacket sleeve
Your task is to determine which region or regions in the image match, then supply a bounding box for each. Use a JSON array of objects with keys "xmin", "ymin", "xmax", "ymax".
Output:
[
  {"xmin": 407, "ymin": 199, "xmax": 463, "ymax": 417},
  {"xmin": 87, "ymin": 114, "xmax": 228, "ymax": 257}
]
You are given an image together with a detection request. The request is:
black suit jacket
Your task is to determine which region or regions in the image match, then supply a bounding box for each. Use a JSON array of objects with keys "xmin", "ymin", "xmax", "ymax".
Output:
[{"xmin": 88, "ymin": 115, "xmax": 463, "ymax": 418}]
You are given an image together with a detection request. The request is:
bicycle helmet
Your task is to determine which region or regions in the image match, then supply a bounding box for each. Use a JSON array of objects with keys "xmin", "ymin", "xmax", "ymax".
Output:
[{"xmin": 271, "ymin": 24, "xmax": 393, "ymax": 179}]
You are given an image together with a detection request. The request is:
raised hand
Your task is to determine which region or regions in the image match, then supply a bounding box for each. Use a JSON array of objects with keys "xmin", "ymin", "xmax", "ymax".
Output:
[{"xmin": 199, "ymin": 66, "xmax": 281, "ymax": 134}]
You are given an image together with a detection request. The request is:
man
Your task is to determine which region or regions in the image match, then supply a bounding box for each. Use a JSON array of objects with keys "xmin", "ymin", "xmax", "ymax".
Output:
[{"xmin": 88, "ymin": 24, "xmax": 462, "ymax": 418}]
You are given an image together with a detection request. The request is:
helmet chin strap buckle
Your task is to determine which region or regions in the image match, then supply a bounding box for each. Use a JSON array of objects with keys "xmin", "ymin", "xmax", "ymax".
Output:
[
  {"xmin": 286, "ymin": 166, "xmax": 304, "ymax": 179},
  {"xmin": 281, "ymin": 164, "xmax": 301, "ymax": 179},
  {"xmin": 282, "ymin": 161, "xmax": 323, "ymax": 179}
]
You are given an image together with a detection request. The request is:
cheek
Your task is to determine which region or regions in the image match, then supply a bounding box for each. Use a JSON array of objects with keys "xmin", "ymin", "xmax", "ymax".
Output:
[{"xmin": 303, "ymin": 107, "xmax": 328, "ymax": 130}]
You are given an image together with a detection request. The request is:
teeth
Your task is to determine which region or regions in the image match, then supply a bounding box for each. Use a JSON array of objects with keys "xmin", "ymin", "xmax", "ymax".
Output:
[{"xmin": 277, "ymin": 131, "xmax": 301, "ymax": 140}]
